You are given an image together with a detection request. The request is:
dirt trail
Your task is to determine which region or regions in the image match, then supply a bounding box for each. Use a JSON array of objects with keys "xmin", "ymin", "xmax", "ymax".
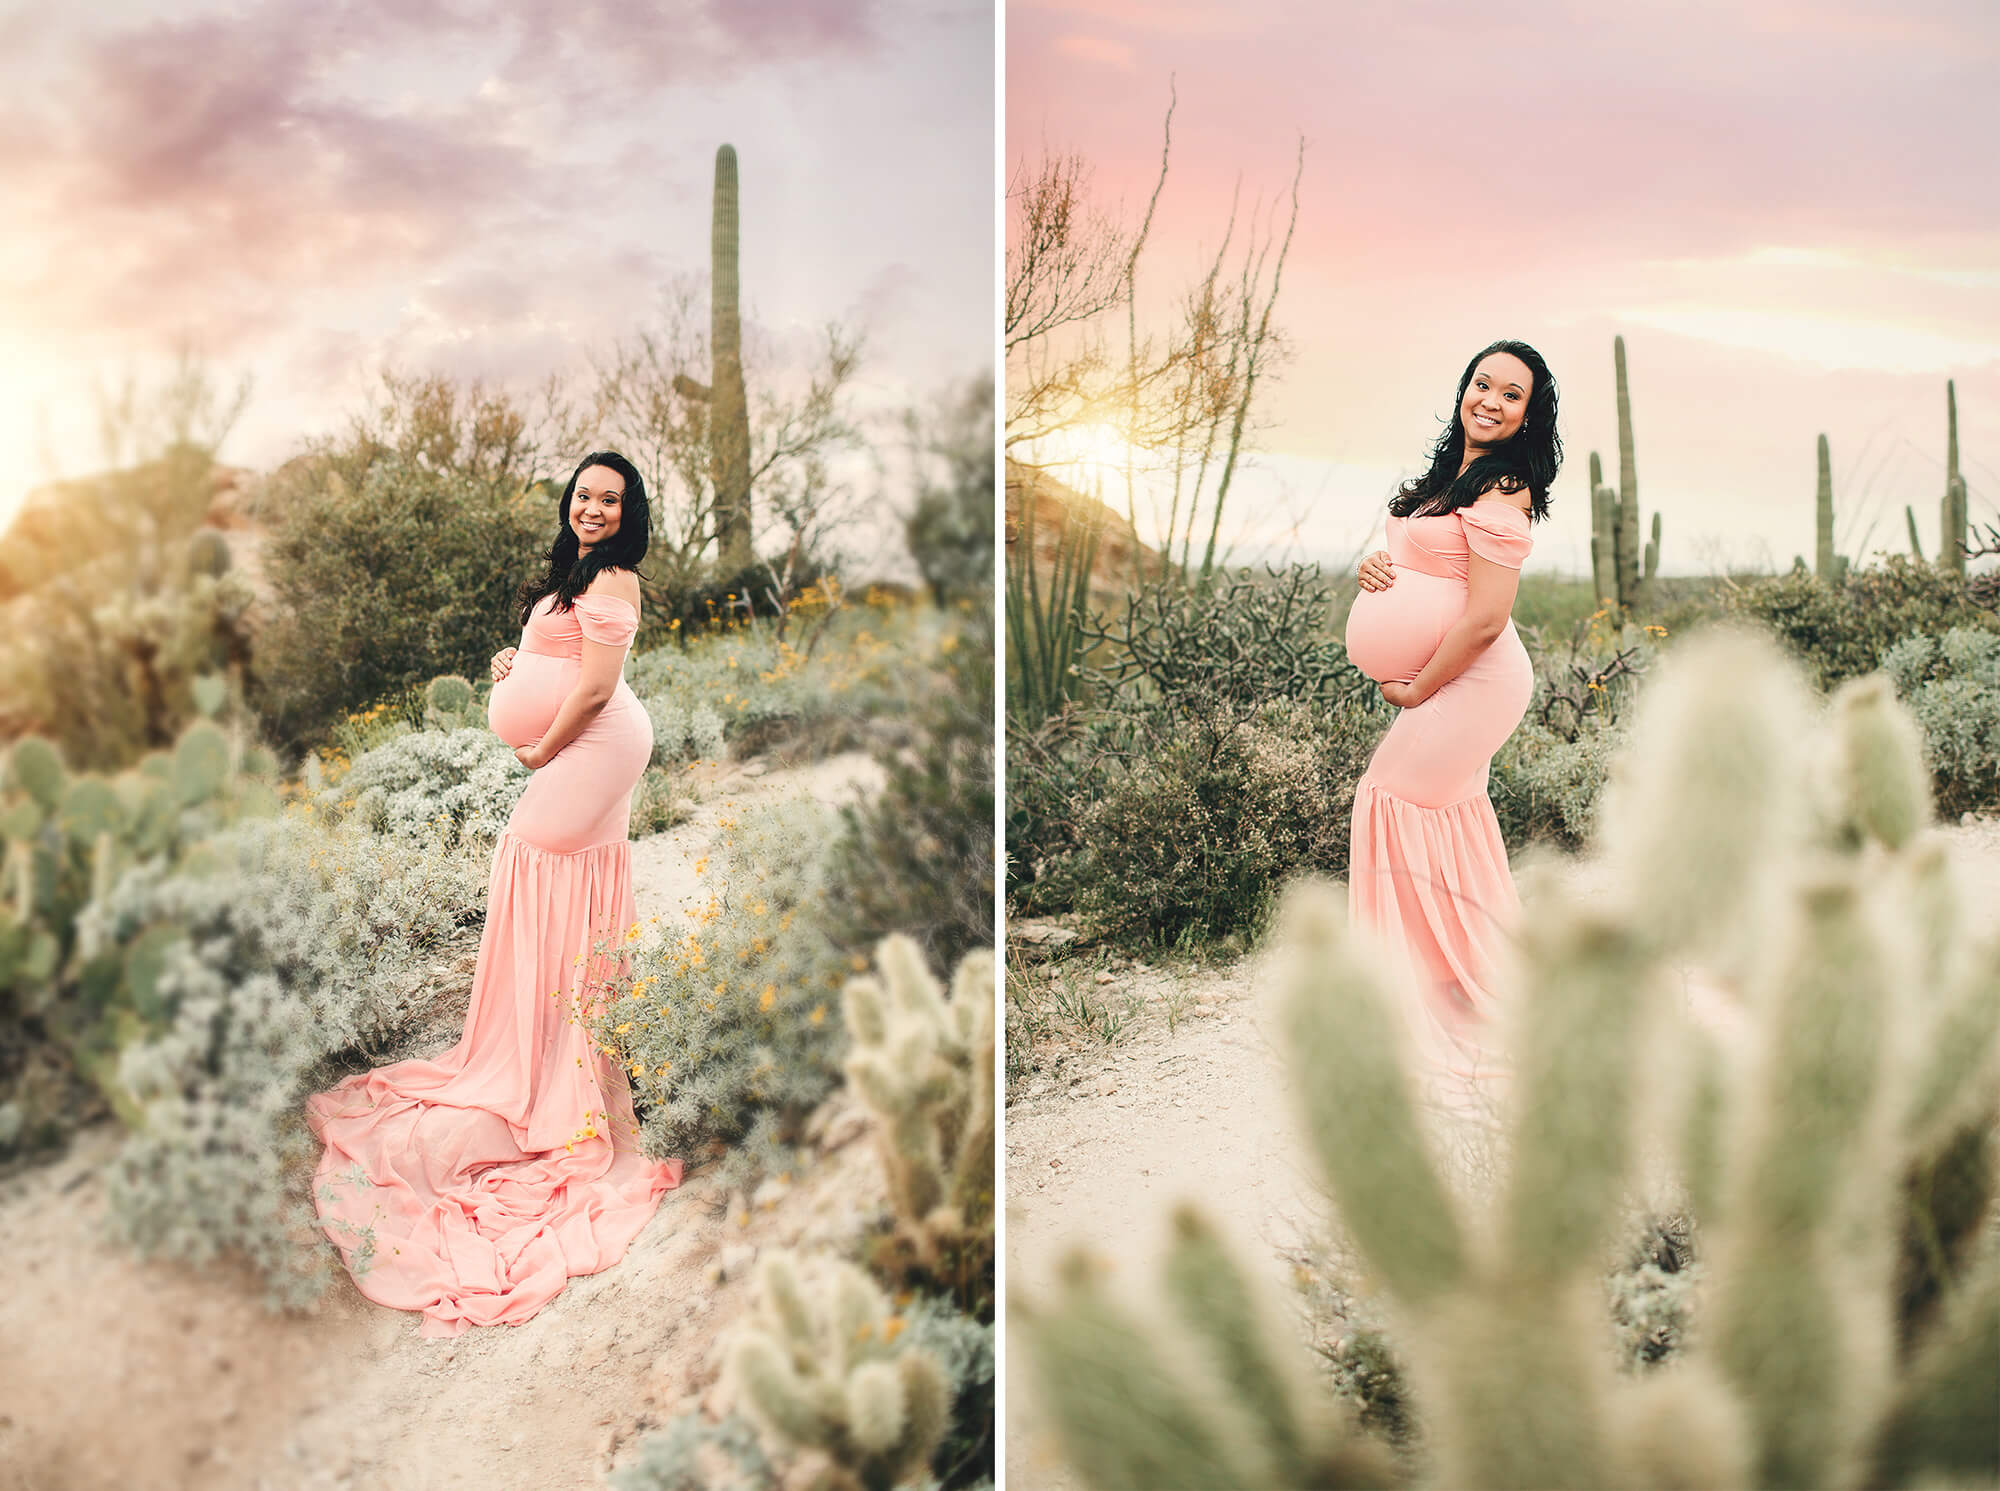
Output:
[
  {"xmin": 1002, "ymin": 818, "xmax": 2000, "ymax": 1490},
  {"xmin": 0, "ymin": 751, "xmax": 885, "ymax": 1491}
]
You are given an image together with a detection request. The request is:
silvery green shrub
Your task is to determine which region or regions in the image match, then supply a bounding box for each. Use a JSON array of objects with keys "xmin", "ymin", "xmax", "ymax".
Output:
[
  {"xmin": 645, "ymin": 694, "xmax": 728, "ymax": 767},
  {"xmin": 1881, "ymin": 627, "xmax": 2000, "ymax": 819},
  {"xmin": 80, "ymin": 809, "xmax": 484, "ymax": 1308},
  {"xmin": 319, "ymin": 725, "xmax": 527, "ymax": 849}
]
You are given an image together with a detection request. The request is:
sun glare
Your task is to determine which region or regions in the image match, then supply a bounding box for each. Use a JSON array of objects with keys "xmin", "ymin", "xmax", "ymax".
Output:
[{"xmin": 1025, "ymin": 421, "xmax": 1139, "ymax": 497}]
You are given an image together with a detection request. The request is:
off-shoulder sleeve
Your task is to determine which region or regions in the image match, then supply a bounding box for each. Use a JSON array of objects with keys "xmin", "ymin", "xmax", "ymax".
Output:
[
  {"xmin": 573, "ymin": 593, "xmax": 639, "ymax": 647},
  {"xmin": 1461, "ymin": 498, "xmax": 1533, "ymax": 569}
]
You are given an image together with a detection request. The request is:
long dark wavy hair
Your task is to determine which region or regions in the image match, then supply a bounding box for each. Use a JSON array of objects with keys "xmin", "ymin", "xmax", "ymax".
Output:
[
  {"xmin": 1388, "ymin": 339, "xmax": 1561, "ymax": 523},
  {"xmin": 516, "ymin": 451, "xmax": 652, "ymax": 625}
]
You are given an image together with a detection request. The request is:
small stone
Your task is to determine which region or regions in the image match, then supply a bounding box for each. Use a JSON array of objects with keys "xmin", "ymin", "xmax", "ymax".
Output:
[
  {"xmin": 1094, "ymin": 971, "xmax": 1115, "ymax": 986},
  {"xmin": 1963, "ymin": 811, "xmax": 1977, "ymax": 827},
  {"xmin": 1048, "ymin": 1156, "xmax": 1063, "ymax": 1168},
  {"xmin": 1097, "ymin": 1080, "xmax": 1118, "ymax": 1096}
]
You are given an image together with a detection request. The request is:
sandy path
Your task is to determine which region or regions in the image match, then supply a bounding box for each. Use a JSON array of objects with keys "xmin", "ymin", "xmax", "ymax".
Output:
[
  {"xmin": 1001, "ymin": 817, "xmax": 2000, "ymax": 1490},
  {"xmin": 0, "ymin": 750, "xmax": 886, "ymax": 1491}
]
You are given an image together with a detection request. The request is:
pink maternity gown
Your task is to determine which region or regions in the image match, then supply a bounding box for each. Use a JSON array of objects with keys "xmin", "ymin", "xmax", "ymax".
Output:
[
  {"xmin": 1343, "ymin": 497, "xmax": 1534, "ymax": 1073},
  {"xmin": 306, "ymin": 592, "xmax": 684, "ymax": 1338}
]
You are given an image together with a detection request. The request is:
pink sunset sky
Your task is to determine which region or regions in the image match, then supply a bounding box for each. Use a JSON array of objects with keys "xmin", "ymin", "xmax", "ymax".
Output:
[
  {"xmin": 0, "ymin": 0, "xmax": 993, "ymax": 541},
  {"xmin": 1009, "ymin": 0, "xmax": 2000, "ymax": 577}
]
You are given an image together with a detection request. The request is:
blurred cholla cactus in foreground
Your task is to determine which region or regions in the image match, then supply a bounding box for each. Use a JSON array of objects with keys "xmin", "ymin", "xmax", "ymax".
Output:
[
  {"xmin": 729, "ymin": 1249, "xmax": 951, "ymax": 1491},
  {"xmin": 1020, "ymin": 628, "xmax": 2000, "ymax": 1490},
  {"xmin": 844, "ymin": 935, "xmax": 995, "ymax": 1315}
]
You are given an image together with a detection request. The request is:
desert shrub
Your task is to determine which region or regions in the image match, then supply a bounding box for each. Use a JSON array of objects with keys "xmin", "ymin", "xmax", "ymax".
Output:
[
  {"xmin": 316, "ymin": 726, "xmax": 528, "ymax": 850},
  {"xmin": 623, "ymin": 600, "xmax": 923, "ymax": 759},
  {"xmin": 644, "ymin": 694, "xmax": 728, "ymax": 767},
  {"xmin": 1490, "ymin": 717, "xmax": 1628, "ymax": 851},
  {"xmin": 609, "ymin": 1413, "xmax": 775, "ymax": 1491},
  {"xmin": 1087, "ymin": 563, "xmax": 1368, "ymax": 716},
  {"xmin": 1881, "ymin": 628, "xmax": 2000, "ymax": 818},
  {"xmin": 904, "ymin": 1291, "xmax": 997, "ymax": 1490},
  {"xmin": 1726, "ymin": 555, "xmax": 1997, "ymax": 691},
  {"xmin": 826, "ymin": 608, "xmax": 993, "ymax": 973},
  {"xmin": 591, "ymin": 796, "xmax": 850, "ymax": 1170},
  {"xmin": 904, "ymin": 376, "xmax": 996, "ymax": 609},
  {"xmin": 80, "ymin": 809, "xmax": 484, "ymax": 1307},
  {"xmin": 1003, "ymin": 706, "xmax": 1132, "ymax": 914},
  {"xmin": 1064, "ymin": 698, "xmax": 1364, "ymax": 949},
  {"xmin": 252, "ymin": 448, "xmax": 548, "ymax": 753},
  {"xmin": 631, "ymin": 765, "xmax": 691, "ymax": 836}
]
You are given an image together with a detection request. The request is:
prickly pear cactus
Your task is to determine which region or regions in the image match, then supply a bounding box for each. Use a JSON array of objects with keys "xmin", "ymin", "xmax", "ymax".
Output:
[{"xmin": 729, "ymin": 1250, "xmax": 951, "ymax": 1491}]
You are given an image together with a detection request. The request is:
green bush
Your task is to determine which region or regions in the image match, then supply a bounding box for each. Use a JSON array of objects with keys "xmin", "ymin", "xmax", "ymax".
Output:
[
  {"xmin": 252, "ymin": 450, "xmax": 548, "ymax": 753},
  {"xmin": 1726, "ymin": 556, "xmax": 1997, "ymax": 691},
  {"xmin": 827, "ymin": 607, "xmax": 993, "ymax": 973},
  {"xmin": 1490, "ymin": 718, "xmax": 1628, "ymax": 852},
  {"xmin": 904, "ymin": 375, "xmax": 995, "ymax": 609},
  {"xmin": 1880, "ymin": 628, "xmax": 2000, "ymax": 818},
  {"xmin": 1062, "ymin": 698, "xmax": 1377, "ymax": 949}
]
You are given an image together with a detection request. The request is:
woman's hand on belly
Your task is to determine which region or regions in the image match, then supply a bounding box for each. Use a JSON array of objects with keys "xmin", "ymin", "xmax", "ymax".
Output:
[
  {"xmin": 1357, "ymin": 550, "xmax": 1396, "ymax": 592},
  {"xmin": 513, "ymin": 741, "xmax": 550, "ymax": 770},
  {"xmin": 1379, "ymin": 680, "xmax": 1424, "ymax": 709}
]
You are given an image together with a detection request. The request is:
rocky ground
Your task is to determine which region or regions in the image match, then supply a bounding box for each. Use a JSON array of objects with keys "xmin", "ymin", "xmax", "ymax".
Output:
[
  {"xmin": 0, "ymin": 751, "xmax": 888, "ymax": 1491},
  {"xmin": 1001, "ymin": 816, "xmax": 2000, "ymax": 1490}
]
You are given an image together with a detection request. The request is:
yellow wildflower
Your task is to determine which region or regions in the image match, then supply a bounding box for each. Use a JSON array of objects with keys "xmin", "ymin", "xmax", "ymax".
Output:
[
  {"xmin": 759, "ymin": 985, "xmax": 776, "ymax": 1011},
  {"xmin": 809, "ymin": 1004, "xmax": 826, "ymax": 1026}
]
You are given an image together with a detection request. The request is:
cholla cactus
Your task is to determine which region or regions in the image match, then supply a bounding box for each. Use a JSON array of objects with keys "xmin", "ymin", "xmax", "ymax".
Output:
[
  {"xmin": 842, "ymin": 936, "xmax": 994, "ymax": 1308},
  {"xmin": 729, "ymin": 1250, "xmax": 950, "ymax": 1491},
  {"xmin": 1019, "ymin": 626, "xmax": 2000, "ymax": 1490}
]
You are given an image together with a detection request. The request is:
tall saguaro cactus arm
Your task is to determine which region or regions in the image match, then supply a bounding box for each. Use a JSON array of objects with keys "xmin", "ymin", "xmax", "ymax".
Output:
[
  {"xmin": 1941, "ymin": 380, "xmax": 1966, "ymax": 577},
  {"xmin": 711, "ymin": 144, "xmax": 753, "ymax": 571},
  {"xmin": 1615, "ymin": 334, "xmax": 1642, "ymax": 607}
]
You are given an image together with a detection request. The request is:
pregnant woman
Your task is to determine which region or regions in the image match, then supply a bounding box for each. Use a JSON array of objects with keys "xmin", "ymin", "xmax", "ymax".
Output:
[
  {"xmin": 307, "ymin": 451, "xmax": 683, "ymax": 1337},
  {"xmin": 1344, "ymin": 340, "xmax": 1558, "ymax": 1075}
]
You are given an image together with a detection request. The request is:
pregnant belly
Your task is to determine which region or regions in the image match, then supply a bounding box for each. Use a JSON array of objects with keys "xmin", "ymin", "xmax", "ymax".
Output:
[
  {"xmin": 487, "ymin": 654, "xmax": 573, "ymax": 748},
  {"xmin": 1345, "ymin": 575, "xmax": 1462, "ymax": 683}
]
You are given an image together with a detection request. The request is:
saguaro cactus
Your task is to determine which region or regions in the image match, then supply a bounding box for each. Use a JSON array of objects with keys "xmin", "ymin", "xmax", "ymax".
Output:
[
  {"xmin": 1588, "ymin": 451, "xmax": 1615, "ymax": 607},
  {"xmin": 1615, "ymin": 334, "xmax": 1643, "ymax": 606},
  {"xmin": 672, "ymin": 144, "xmax": 755, "ymax": 575},
  {"xmin": 711, "ymin": 144, "xmax": 752, "ymax": 572},
  {"xmin": 1941, "ymin": 380, "xmax": 1966, "ymax": 576},
  {"xmin": 1587, "ymin": 337, "xmax": 1661, "ymax": 611},
  {"xmin": 1815, "ymin": 433, "xmax": 1849, "ymax": 582}
]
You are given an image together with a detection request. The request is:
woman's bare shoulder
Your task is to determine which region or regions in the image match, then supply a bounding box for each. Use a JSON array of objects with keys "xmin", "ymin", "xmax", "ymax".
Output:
[
  {"xmin": 1485, "ymin": 477, "xmax": 1534, "ymax": 513},
  {"xmin": 583, "ymin": 566, "xmax": 643, "ymax": 606}
]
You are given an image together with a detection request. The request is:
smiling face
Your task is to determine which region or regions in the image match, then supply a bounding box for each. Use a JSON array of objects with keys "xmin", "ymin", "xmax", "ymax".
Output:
[
  {"xmin": 570, "ymin": 464, "xmax": 625, "ymax": 554},
  {"xmin": 1459, "ymin": 352, "xmax": 1534, "ymax": 453}
]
